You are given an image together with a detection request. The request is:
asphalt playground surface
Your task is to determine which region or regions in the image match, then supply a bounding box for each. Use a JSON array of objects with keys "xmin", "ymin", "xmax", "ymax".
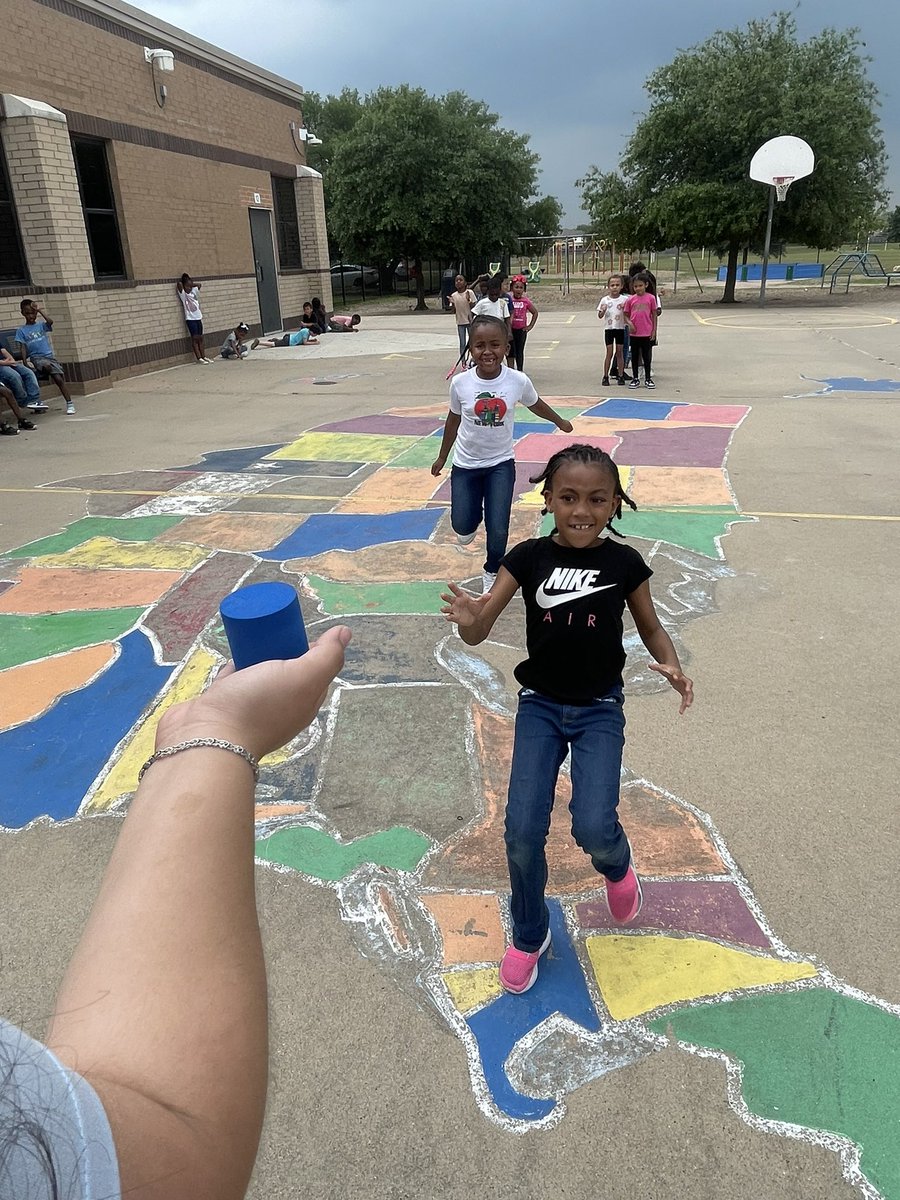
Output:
[{"xmin": 1, "ymin": 299, "xmax": 898, "ymax": 1199}]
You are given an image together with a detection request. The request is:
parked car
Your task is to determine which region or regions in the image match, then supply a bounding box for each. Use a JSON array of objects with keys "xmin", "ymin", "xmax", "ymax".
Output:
[{"xmin": 330, "ymin": 263, "xmax": 379, "ymax": 287}]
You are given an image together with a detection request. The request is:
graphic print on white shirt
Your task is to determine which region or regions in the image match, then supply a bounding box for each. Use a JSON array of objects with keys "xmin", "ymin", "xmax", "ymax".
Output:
[
  {"xmin": 597, "ymin": 294, "xmax": 627, "ymax": 329},
  {"xmin": 535, "ymin": 567, "xmax": 616, "ymax": 609}
]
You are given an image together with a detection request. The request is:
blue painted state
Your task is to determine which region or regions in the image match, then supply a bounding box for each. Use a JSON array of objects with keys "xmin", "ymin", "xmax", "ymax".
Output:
[
  {"xmin": 0, "ymin": 629, "xmax": 172, "ymax": 828},
  {"xmin": 804, "ymin": 376, "xmax": 900, "ymax": 394},
  {"xmin": 582, "ymin": 399, "xmax": 685, "ymax": 420},
  {"xmin": 256, "ymin": 508, "xmax": 444, "ymax": 560},
  {"xmin": 466, "ymin": 899, "xmax": 601, "ymax": 1121}
]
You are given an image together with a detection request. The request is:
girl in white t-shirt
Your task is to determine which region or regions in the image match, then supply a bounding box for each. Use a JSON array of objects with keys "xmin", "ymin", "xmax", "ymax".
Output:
[
  {"xmin": 430, "ymin": 314, "xmax": 573, "ymax": 592},
  {"xmin": 176, "ymin": 272, "xmax": 210, "ymax": 363},
  {"xmin": 448, "ymin": 274, "xmax": 478, "ymax": 362},
  {"xmin": 597, "ymin": 274, "xmax": 628, "ymax": 386}
]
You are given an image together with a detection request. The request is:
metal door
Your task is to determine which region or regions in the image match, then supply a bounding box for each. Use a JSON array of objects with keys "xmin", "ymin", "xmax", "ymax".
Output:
[{"xmin": 248, "ymin": 207, "xmax": 282, "ymax": 333}]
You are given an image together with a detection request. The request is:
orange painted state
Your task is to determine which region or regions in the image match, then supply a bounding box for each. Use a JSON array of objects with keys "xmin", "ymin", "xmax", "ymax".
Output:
[
  {"xmin": 0, "ymin": 642, "xmax": 117, "ymax": 729},
  {"xmin": 422, "ymin": 893, "xmax": 505, "ymax": 965},
  {"xmin": 0, "ymin": 567, "xmax": 183, "ymax": 613},
  {"xmin": 424, "ymin": 706, "xmax": 725, "ymax": 892},
  {"xmin": 157, "ymin": 513, "xmax": 303, "ymax": 552}
]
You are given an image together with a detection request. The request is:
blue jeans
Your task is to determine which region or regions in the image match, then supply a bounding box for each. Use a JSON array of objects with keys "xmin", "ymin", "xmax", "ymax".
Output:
[
  {"xmin": 450, "ymin": 458, "xmax": 515, "ymax": 573},
  {"xmin": 0, "ymin": 363, "xmax": 40, "ymax": 405},
  {"xmin": 505, "ymin": 686, "xmax": 629, "ymax": 951}
]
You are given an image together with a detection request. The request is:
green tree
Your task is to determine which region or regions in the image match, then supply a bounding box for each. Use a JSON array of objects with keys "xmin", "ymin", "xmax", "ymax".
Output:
[
  {"xmin": 578, "ymin": 13, "xmax": 887, "ymax": 301},
  {"xmin": 327, "ymin": 86, "xmax": 538, "ymax": 308},
  {"xmin": 887, "ymin": 205, "xmax": 900, "ymax": 243},
  {"xmin": 519, "ymin": 195, "xmax": 564, "ymax": 239}
]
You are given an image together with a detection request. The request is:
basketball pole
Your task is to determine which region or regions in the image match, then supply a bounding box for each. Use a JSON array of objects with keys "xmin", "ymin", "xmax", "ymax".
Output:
[{"xmin": 758, "ymin": 184, "xmax": 776, "ymax": 306}]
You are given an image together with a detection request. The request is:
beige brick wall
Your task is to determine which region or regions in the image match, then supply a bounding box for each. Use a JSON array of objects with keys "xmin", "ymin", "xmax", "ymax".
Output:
[
  {"xmin": 0, "ymin": 1, "xmax": 333, "ymax": 389},
  {"xmin": 0, "ymin": 0, "xmax": 303, "ymax": 165}
]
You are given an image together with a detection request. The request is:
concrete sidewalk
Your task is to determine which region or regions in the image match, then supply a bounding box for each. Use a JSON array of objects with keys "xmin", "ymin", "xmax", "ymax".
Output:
[{"xmin": 1, "ymin": 306, "xmax": 898, "ymax": 1200}]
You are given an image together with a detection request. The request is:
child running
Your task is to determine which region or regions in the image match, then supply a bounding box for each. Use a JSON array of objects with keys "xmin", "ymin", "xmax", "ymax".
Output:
[
  {"xmin": 597, "ymin": 274, "xmax": 628, "ymax": 387},
  {"xmin": 623, "ymin": 272, "xmax": 657, "ymax": 389},
  {"xmin": 440, "ymin": 443, "xmax": 693, "ymax": 993},
  {"xmin": 431, "ymin": 314, "xmax": 573, "ymax": 593}
]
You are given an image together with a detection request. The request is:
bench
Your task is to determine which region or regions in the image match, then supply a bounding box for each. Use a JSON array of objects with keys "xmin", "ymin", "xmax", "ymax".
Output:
[{"xmin": 0, "ymin": 328, "xmax": 56, "ymax": 384}]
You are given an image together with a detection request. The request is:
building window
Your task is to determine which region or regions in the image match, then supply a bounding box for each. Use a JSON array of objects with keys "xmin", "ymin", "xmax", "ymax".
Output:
[
  {"xmin": 0, "ymin": 144, "xmax": 27, "ymax": 283},
  {"xmin": 71, "ymin": 136, "xmax": 125, "ymax": 278},
  {"xmin": 272, "ymin": 175, "xmax": 302, "ymax": 269}
]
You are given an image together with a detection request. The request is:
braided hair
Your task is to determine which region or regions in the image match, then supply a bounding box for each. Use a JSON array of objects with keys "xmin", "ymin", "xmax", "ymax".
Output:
[{"xmin": 529, "ymin": 443, "xmax": 637, "ymax": 538}]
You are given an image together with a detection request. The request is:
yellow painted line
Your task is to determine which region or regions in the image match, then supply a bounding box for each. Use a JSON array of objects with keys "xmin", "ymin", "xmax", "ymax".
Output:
[
  {"xmin": 744, "ymin": 509, "xmax": 900, "ymax": 522},
  {"xmin": 0, "ymin": 486, "xmax": 346, "ymax": 502},
  {"xmin": 565, "ymin": 315, "xmax": 576, "ymax": 324}
]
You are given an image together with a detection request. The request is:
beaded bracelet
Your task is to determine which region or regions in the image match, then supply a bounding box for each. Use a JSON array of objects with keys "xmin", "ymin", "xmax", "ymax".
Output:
[{"xmin": 138, "ymin": 738, "xmax": 260, "ymax": 783}]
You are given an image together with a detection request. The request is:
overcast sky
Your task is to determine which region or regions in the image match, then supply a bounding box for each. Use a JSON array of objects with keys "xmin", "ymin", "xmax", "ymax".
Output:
[{"xmin": 143, "ymin": 0, "xmax": 898, "ymax": 224}]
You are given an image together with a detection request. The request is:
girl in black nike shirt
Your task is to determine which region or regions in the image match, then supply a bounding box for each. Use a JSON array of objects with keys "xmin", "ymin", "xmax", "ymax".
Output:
[{"xmin": 441, "ymin": 443, "xmax": 692, "ymax": 995}]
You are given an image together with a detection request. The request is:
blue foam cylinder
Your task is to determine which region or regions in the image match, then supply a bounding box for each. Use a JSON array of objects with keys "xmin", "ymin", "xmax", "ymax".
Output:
[{"xmin": 220, "ymin": 581, "xmax": 309, "ymax": 670}]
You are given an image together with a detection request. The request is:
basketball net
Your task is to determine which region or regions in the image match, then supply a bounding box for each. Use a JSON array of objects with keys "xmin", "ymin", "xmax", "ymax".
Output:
[{"xmin": 773, "ymin": 176, "xmax": 794, "ymax": 202}]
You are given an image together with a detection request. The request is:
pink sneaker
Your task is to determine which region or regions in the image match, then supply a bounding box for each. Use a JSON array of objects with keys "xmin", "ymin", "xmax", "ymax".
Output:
[
  {"xmin": 499, "ymin": 930, "xmax": 551, "ymax": 994},
  {"xmin": 606, "ymin": 863, "xmax": 643, "ymax": 924}
]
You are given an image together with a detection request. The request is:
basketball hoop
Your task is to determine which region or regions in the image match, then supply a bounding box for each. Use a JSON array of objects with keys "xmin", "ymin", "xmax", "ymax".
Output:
[
  {"xmin": 749, "ymin": 136, "xmax": 815, "ymax": 305},
  {"xmin": 773, "ymin": 176, "xmax": 794, "ymax": 202}
]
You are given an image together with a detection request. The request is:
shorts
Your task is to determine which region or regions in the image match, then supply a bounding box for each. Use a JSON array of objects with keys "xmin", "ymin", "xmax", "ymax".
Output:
[
  {"xmin": 186, "ymin": 319, "xmax": 203, "ymax": 336},
  {"xmin": 604, "ymin": 329, "xmax": 625, "ymax": 345},
  {"xmin": 28, "ymin": 354, "xmax": 64, "ymax": 377}
]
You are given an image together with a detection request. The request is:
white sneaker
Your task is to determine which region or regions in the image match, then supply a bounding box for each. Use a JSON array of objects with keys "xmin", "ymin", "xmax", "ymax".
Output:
[
  {"xmin": 457, "ymin": 531, "xmax": 477, "ymax": 546},
  {"xmin": 202, "ymin": 357, "xmax": 213, "ymax": 364},
  {"xmin": 66, "ymin": 401, "xmax": 76, "ymax": 414},
  {"xmin": 482, "ymin": 570, "xmax": 497, "ymax": 593}
]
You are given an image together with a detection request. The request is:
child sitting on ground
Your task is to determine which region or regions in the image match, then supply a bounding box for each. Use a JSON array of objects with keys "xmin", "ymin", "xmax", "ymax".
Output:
[
  {"xmin": 220, "ymin": 323, "xmax": 252, "ymax": 360},
  {"xmin": 251, "ymin": 328, "xmax": 319, "ymax": 349}
]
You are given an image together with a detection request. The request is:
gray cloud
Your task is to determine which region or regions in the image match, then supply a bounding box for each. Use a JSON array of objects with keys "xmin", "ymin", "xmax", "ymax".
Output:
[{"xmin": 145, "ymin": 0, "xmax": 897, "ymax": 223}]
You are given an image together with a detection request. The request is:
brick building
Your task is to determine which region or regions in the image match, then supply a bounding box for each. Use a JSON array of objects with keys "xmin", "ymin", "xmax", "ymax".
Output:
[{"xmin": 0, "ymin": 0, "xmax": 331, "ymax": 392}]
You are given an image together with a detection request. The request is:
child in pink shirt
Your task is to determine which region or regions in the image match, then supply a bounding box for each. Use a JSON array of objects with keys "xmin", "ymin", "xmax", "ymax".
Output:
[
  {"xmin": 623, "ymin": 273, "xmax": 658, "ymax": 389},
  {"xmin": 508, "ymin": 275, "xmax": 538, "ymax": 371}
]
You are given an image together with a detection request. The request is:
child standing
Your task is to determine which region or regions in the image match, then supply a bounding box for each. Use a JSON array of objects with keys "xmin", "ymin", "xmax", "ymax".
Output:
[
  {"xmin": 15, "ymin": 300, "xmax": 76, "ymax": 413},
  {"xmin": 448, "ymin": 274, "xmax": 478, "ymax": 363},
  {"xmin": 430, "ymin": 314, "xmax": 573, "ymax": 593},
  {"xmin": 471, "ymin": 277, "xmax": 512, "ymax": 362},
  {"xmin": 597, "ymin": 274, "xmax": 628, "ymax": 387},
  {"xmin": 623, "ymin": 273, "xmax": 657, "ymax": 389},
  {"xmin": 509, "ymin": 276, "xmax": 538, "ymax": 371},
  {"xmin": 176, "ymin": 274, "xmax": 210, "ymax": 363},
  {"xmin": 441, "ymin": 443, "xmax": 692, "ymax": 992}
]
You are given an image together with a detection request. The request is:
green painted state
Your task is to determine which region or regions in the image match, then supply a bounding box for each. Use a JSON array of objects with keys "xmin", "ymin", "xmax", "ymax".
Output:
[
  {"xmin": 517, "ymin": 405, "xmax": 586, "ymax": 424},
  {"xmin": 539, "ymin": 505, "xmax": 753, "ymax": 558},
  {"xmin": 6, "ymin": 516, "xmax": 184, "ymax": 558},
  {"xmin": 255, "ymin": 824, "xmax": 432, "ymax": 881},
  {"xmin": 388, "ymin": 438, "xmax": 453, "ymax": 469},
  {"xmin": 652, "ymin": 988, "xmax": 900, "ymax": 1199},
  {"xmin": 0, "ymin": 609, "xmax": 146, "ymax": 671},
  {"xmin": 306, "ymin": 576, "xmax": 443, "ymax": 616}
]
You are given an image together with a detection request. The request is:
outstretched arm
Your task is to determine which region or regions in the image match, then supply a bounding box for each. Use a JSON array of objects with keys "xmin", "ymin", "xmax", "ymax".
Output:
[
  {"xmin": 440, "ymin": 567, "xmax": 519, "ymax": 644},
  {"xmin": 45, "ymin": 626, "xmax": 351, "ymax": 1200},
  {"xmin": 528, "ymin": 397, "xmax": 573, "ymax": 433},
  {"xmin": 626, "ymin": 580, "xmax": 693, "ymax": 713}
]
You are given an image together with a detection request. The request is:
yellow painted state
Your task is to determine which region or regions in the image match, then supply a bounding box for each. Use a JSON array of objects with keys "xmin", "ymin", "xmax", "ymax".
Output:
[
  {"xmin": 84, "ymin": 645, "xmax": 219, "ymax": 812},
  {"xmin": 266, "ymin": 432, "xmax": 416, "ymax": 463},
  {"xmin": 34, "ymin": 536, "xmax": 207, "ymax": 571},
  {"xmin": 443, "ymin": 967, "xmax": 502, "ymax": 1015},
  {"xmin": 586, "ymin": 934, "xmax": 818, "ymax": 1021},
  {"xmin": 335, "ymin": 467, "xmax": 442, "ymax": 513}
]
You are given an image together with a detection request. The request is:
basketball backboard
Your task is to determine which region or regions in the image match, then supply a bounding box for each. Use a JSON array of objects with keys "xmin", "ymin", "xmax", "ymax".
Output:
[{"xmin": 750, "ymin": 135, "xmax": 815, "ymax": 199}]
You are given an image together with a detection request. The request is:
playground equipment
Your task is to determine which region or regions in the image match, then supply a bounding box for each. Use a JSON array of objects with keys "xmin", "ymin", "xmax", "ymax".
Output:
[{"xmin": 821, "ymin": 252, "xmax": 900, "ymax": 294}]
